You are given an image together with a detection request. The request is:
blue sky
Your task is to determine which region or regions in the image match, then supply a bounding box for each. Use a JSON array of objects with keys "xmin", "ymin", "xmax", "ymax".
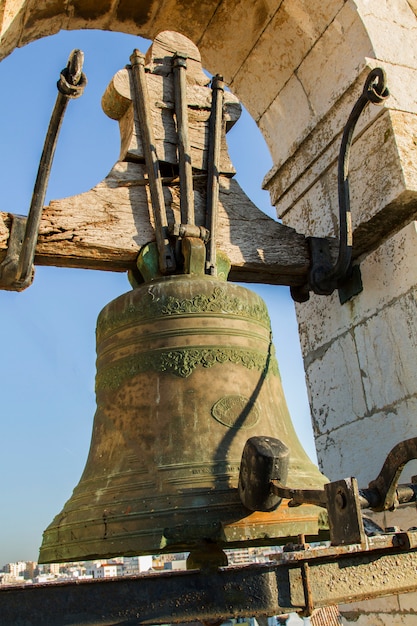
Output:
[{"xmin": 0, "ymin": 30, "xmax": 316, "ymax": 565}]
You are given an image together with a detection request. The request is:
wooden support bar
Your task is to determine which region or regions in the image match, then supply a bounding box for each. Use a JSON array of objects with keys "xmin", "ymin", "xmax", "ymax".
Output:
[{"xmin": 0, "ymin": 163, "xmax": 324, "ymax": 287}]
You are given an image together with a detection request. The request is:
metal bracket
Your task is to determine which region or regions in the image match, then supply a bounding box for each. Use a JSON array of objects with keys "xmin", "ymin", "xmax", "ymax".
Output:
[
  {"xmin": 0, "ymin": 215, "xmax": 33, "ymax": 290},
  {"xmin": 325, "ymin": 477, "xmax": 366, "ymax": 547}
]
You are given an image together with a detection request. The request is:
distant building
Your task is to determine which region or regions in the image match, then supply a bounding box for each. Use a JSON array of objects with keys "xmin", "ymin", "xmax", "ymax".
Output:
[
  {"xmin": 89, "ymin": 562, "xmax": 125, "ymax": 579},
  {"xmin": 123, "ymin": 555, "xmax": 153, "ymax": 575},
  {"xmin": 3, "ymin": 562, "xmax": 26, "ymax": 579}
]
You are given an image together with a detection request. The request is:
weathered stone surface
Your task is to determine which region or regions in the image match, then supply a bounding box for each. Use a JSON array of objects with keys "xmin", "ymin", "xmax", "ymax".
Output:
[
  {"xmin": 354, "ymin": 290, "xmax": 417, "ymax": 410},
  {"xmin": 265, "ymin": 100, "xmax": 417, "ymax": 266},
  {"xmin": 197, "ymin": 0, "xmax": 277, "ymax": 85},
  {"xmin": 230, "ymin": 0, "xmax": 347, "ymax": 123},
  {"xmin": 263, "ymin": 65, "xmax": 380, "ymax": 198},
  {"xmin": 340, "ymin": 588, "xmax": 417, "ymax": 624},
  {"xmin": 296, "ymin": 223, "xmax": 417, "ymax": 356},
  {"xmin": 301, "ymin": 225, "xmax": 417, "ymax": 479},
  {"xmin": 315, "ymin": 396, "xmax": 417, "ymax": 484},
  {"xmin": 398, "ymin": 589, "xmax": 417, "ymax": 613},
  {"xmin": 305, "ymin": 330, "xmax": 368, "ymax": 438},
  {"xmin": 355, "ymin": 0, "xmax": 417, "ymax": 68},
  {"xmin": 259, "ymin": 73, "xmax": 313, "ymax": 168},
  {"xmin": 297, "ymin": 2, "xmax": 373, "ymax": 120}
]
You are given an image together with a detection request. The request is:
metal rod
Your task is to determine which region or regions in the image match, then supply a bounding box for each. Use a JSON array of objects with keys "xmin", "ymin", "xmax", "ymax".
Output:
[
  {"xmin": 310, "ymin": 68, "xmax": 389, "ymax": 295},
  {"xmin": 272, "ymin": 480, "xmax": 417, "ymax": 511},
  {"xmin": 129, "ymin": 49, "xmax": 176, "ymax": 274},
  {"xmin": 173, "ymin": 53, "xmax": 195, "ymax": 226},
  {"xmin": 17, "ymin": 50, "xmax": 87, "ymax": 285},
  {"xmin": 205, "ymin": 75, "xmax": 224, "ymax": 276}
]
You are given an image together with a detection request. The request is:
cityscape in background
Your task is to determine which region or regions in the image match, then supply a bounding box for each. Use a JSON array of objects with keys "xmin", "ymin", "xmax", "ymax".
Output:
[{"xmin": 0, "ymin": 546, "xmax": 283, "ymax": 587}]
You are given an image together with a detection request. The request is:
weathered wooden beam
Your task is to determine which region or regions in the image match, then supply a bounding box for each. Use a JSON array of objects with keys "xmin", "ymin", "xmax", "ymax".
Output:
[{"xmin": 0, "ymin": 168, "xmax": 312, "ymax": 286}]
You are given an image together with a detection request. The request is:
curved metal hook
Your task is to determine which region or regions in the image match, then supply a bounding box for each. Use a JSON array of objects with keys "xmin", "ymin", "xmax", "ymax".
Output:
[
  {"xmin": 309, "ymin": 67, "xmax": 389, "ymax": 296},
  {"xmin": 0, "ymin": 50, "xmax": 87, "ymax": 290}
]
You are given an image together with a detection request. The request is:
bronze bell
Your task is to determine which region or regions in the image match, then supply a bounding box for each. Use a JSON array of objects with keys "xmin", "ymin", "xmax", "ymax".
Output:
[{"xmin": 39, "ymin": 243, "xmax": 327, "ymax": 563}]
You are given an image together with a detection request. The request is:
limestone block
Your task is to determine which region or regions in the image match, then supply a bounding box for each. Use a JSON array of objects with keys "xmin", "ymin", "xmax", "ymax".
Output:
[
  {"xmin": 304, "ymin": 331, "xmax": 367, "ymax": 438},
  {"xmin": 361, "ymin": 222, "xmax": 417, "ymax": 307},
  {"xmin": 19, "ymin": 4, "xmax": 68, "ymax": 46},
  {"xmin": 314, "ymin": 397, "xmax": 417, "ymax": 483},
  {"xmin": 131, "ymin": 0, "xmax": 215, "ymax": 50},
  {"xmin": 408, "ymin": 0, "xmax": 417, "ymax": 18},
  {"xmin": 340, "ymin": 593, "xmax": 400, "ymax": 616},
  {"xmin": 398, "ymin": 589, "xmax": 417, "ymax": 612},
  {"xmin": 339, "ymin": 111, "xmax": 404, "ymax": 230},
  {"xmin": 276, "ymin": 173, "xmax": 337, "ymax": 239},
  {"xmin": 354, "ymin": 290, "xmax": 417, "ymax": 410},
  {"xmin": 231, "ymin": 0, "xmax": 344, "ymax": 122},
  {"xmin": 267, "ymin": 103, "xmax": 417, "ymax": 266},
  {"xmin": 343, "ymin": 617, "xmax": 417, "ymax": 626},
  {"xmin": 1, "ymin": 0, "xmax": 26, "ymax": 37},
  {"xmin": 197, "ymin": 0, "xmax": 277, "ymax": 85},
  {"xmin": 0, "ymin": 0, "xmax": 27, "ymax": 56},
  {"xmin": 296, "ymin": 290, "xmax": 352, "ymax": 357},
  {"xmin": 340, "ymin": 594, "xmax": 416, "ymax": 626},
  {"xmin": 297, "ymin": 2, "xmax": 374, "ymax": 121},
  {"xmin": 264, "ymin": 65, "xmax": 380, "ymax": 200},
  {"xmin": 307, "ymin": 107, "xmax": 403, "ymax": 235},
  {"xmin": 369, "ymin": 503, "xmax": 417, "ymax": 536},
  {"xmin": 355, "ymin": 0, "xmax": 417, "ymax": 68},
  {"xmin": 259, "ymin": 74, "xmax": 313, "ymax": 167}
]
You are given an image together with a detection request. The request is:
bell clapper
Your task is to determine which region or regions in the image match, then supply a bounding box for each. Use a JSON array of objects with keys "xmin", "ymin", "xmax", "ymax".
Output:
[{"xmin": 186, "ymin": 542, "xmax": 228, "ymax": 571}]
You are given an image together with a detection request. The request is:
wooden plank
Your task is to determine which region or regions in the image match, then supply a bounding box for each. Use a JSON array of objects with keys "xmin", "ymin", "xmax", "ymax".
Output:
[{"xmin": 0, "ymin": 164, "xmax": 312, "ymax": 286}]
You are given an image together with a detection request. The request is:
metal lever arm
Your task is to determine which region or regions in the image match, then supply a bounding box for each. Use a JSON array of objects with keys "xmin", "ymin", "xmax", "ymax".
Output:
[
  {"xmin": 240, "ymin": 436, "xmax": 417, "ymax": 513},
  {"xmin": 272, "ymin": 437, "xmax": 417, "ymax": 512}
]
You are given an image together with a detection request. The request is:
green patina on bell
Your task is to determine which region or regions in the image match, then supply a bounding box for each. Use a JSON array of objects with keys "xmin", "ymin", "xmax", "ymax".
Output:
[{"xmin": 39, "ymin": 240, "xmax": 327, "ymax": 563}]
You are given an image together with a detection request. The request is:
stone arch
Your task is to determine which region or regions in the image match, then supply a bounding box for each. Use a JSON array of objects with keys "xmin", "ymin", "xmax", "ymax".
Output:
[{"xmin": 1, "ymin": 0, "xmax": 379, "ymax": 162}]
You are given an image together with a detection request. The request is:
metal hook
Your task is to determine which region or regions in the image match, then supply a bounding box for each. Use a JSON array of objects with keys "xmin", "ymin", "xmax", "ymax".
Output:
[{"xmin": 307, "ymin": 67, "xmax": 389, "ymax": 297}]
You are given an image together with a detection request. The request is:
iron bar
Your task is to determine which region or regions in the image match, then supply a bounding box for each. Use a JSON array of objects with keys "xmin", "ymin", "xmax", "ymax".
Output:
[
  {"xmin": 206, "ymin": 75, "xmax": 224, "ymax": 276},
  {"xmin": 129, "ymin": 50, "xmax": 176, "ymax": 275},
  {"xmin": 309, "ymin": 67, "xmax": 389, "ymax": 296},
  {"xmin": 173, "ymin": 53, "xmax": 195, "ymax": 226},
  {"xmin": 272, "ymin": 437, "xmax": 417, "ymax": 514},
  {"xmin": 0, "ymin": 50, "xmax": 86, "ymax": 290},
  {"xmin": 2, "ymin": 534, "xmax": 417, "ymax": 625},
  {"xmin": 273, "ymin": 477, "xmax": 417, "ymax": 511}
]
